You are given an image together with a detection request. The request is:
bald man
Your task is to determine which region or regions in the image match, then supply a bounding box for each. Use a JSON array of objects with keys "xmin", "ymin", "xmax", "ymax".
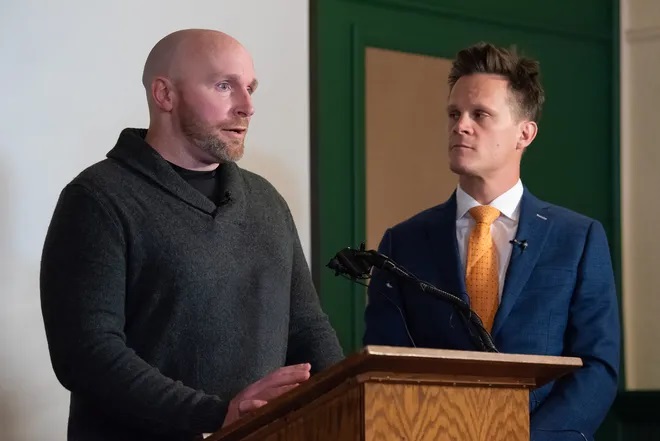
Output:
[{"xmin": 40, "ymin": 29, "xmax": 343, "ymax": 441}]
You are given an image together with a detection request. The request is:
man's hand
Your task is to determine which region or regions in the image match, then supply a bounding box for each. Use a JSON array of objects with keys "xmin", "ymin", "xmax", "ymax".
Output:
[{"xmin": 222, "ymin": 363, "xmax": 311, "ymax": 428}]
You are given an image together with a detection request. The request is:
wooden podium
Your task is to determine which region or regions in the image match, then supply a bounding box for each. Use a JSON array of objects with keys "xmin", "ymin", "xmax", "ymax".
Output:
[{"xmin": 207, "ymin": 345, "xmax": 581, "ymax": 441}]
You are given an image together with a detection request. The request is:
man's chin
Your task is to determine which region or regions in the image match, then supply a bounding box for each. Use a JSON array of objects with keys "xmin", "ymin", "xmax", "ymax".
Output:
[
  {"xmin": 449, "ymin": 161, "xmax": 473, "ymax": 176},
  {"xmin": 217, "ymin": 144, "xmax": 244, "ymax": 163}
]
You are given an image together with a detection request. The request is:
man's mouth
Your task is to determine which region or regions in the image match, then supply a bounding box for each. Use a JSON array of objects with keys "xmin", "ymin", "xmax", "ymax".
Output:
[{"xmin": 222, "ymin": 127, "xmax": 247, "ymax": 137}]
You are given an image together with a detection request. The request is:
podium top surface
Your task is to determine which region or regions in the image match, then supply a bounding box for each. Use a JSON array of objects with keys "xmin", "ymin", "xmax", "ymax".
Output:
[
  {"xmin": 208, "ymin": 346, "xmax": 582, "ymax": 440},
  {"xmin": 341, "ymin": 345, "xmax": 581, "ymax": 388},
  {"xmin": 363, "ymin": 345, "xmax": 582, "ymax": 369}
]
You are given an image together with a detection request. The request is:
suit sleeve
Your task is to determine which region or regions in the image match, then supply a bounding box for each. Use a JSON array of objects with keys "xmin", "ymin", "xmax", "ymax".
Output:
[
  {"xmin": 530, "ymin": 220, "xmax": 621, "ymax": 441},
  {"xmin": 363, "ymin": 228, "xmax": 415, "ymax": 347},
  {"xmin": 40, "ymin": 185, "xmax": 227, "ymax": 436}
]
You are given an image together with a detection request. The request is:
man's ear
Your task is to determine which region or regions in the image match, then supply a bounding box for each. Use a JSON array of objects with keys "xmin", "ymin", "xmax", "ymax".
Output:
[
  {"xmin": 150, "ymin": 77, "xmax": 174, "ymax": 112},
  {"xmin": 517, "ymin": 120, "xmax": 538, "ymax": 151}
]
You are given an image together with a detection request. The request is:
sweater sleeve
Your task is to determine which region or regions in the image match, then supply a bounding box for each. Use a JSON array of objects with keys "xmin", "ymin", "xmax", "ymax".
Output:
[
  {"xmin": 282, "ymin": 209, "xmax": 344, "ymax": 373},
  {"xmin": 40, "ymin": 184, "xmax": 227, "ymax": 436}
]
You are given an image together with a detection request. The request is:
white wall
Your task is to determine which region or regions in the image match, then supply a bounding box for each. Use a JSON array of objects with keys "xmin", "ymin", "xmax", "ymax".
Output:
[
  {"xmin": 621, "ymin": 0, "xmax": 660, "ymax": 390},
  {"xmin": 0, "ymin": 1, "xmax": 310, "ymax": 439}
]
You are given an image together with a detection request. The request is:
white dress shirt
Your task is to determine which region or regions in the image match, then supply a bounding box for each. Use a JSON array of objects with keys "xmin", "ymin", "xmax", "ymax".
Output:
[{"xmin": 455, "ymin": 180, "xmax": 524, "ymax": 300}]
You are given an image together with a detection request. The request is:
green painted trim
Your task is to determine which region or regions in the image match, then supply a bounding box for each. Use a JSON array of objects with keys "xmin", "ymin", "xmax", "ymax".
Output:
[
  {"xmin": 350, "ymin": 23, "xmax": 367, "ymax": 351},
  {"xmin": 312, "ymin": 0, "xmax": 367, "ymax": 353},
  {"xmin": 613, "ymin": 391, "xmax": 660, "ymax": 424},
  {"xmin": 610, "ymin": 0, "xmax": 625, "ymax": 391},
  {"xmin": 342, "ymin": 0, "xmax": 612, "ymax": 42},
  {"xmin": 596, "ymin": 391, "xmax": 660, "ymax": 441},
  {"xmin": 310, "ymin": 0, "xmax": 320, "ymax": 290}
]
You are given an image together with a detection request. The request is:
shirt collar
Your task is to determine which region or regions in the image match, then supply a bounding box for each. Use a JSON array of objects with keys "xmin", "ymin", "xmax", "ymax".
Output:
[{"xmin": 456, "ymin": 179, "xmax": 524, "ymax": 221}]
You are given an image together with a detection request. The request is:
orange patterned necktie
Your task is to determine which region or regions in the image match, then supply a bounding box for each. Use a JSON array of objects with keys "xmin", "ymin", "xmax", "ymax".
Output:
[{"xmin": 465, "ymin": 205, "xmax": 501, "ymax": 332}]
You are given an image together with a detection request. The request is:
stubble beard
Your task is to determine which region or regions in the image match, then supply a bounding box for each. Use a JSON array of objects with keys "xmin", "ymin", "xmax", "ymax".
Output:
[{"xmin": 179, "ymin": 103, "xmax": 246, "ymax": 163}]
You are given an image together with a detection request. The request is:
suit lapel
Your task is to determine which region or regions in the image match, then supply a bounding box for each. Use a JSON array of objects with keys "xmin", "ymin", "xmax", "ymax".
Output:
[
  {"xmin": 491, "ymin": 190, "xmax": 552, "ymax": 339},
  {"xmin": 424, "ymin": 193, "xmax": 469, "ymax": 303}
]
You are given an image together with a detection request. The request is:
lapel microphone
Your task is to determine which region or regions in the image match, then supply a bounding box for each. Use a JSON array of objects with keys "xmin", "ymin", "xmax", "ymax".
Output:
[{"xmin": 510, "ymin": 239, "xmax": 528, "ymax": 251}]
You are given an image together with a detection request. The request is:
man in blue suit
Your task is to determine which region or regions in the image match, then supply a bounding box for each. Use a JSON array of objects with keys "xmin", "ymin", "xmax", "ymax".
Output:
[{"xmin": 363, "ymin": 42, "xmax": 620, "ymax": 441}]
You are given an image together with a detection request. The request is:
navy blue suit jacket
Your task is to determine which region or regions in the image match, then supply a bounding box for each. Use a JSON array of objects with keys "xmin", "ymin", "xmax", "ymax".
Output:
[{"xmin": 364, "ymin": 189, "xmax": 620, "ymax": 441}]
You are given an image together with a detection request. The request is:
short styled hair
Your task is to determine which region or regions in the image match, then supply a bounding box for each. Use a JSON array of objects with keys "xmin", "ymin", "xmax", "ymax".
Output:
[{"xmin": 448, "ymin": 42, "xmax": 545, "ymax": 122}]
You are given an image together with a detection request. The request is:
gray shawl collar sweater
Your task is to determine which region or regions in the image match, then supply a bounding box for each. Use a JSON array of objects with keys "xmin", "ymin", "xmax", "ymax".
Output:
[{"xmin": 40, "ymin": 128, "xmax": 343, "ymax": 441}]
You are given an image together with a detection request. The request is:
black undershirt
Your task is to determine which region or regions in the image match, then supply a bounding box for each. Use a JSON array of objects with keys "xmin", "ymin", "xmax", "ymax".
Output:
[{"xmin": 168, "ymin": 162, "xmax": 229, "ymax": 206}]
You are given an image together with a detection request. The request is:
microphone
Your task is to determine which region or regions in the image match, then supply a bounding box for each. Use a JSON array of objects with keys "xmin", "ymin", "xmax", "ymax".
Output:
[
  {"xmin": 327, "ymin": 243, "xmax": 498, "ymax": 352},
  {"xmin": 326, "ymin": 243, "xmax": 398, "ymax": 279},
  {"xmin": 327, "ymin": 243, "xmax": 419, "ymax": 347},
  {"xmin": 219, "ymin": 190, "xmax": 232, "ymax": 205},
  {"xmin": 327, "ymin": 245, "xmax": 373, "ymax": 279},
  {"xmin": 509, "ymin": 238, "xmax": 528, "ymax": 251}
]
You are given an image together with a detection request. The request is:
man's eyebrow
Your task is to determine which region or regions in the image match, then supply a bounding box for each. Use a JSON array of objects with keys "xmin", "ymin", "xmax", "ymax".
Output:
[{"xmin": 446, "ymin": 103, "xmax": 498, "ymax": 113}]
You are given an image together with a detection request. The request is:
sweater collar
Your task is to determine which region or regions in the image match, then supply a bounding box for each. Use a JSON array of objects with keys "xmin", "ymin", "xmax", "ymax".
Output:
[{"xmin": 107, "ymin": 128, "xmax": 246, "ymax": 218}]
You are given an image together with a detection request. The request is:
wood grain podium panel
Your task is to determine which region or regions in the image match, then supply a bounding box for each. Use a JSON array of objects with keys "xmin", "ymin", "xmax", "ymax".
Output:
[
  {"xmin": 364, "ymin": 382, "xmax": 528, "ymax": 441},
  {"xmin": 258, "ymin": 431, "xmax": 286, "ymax": 441},
  {"xmin": 285, "ymin": 384, "xmax": 362, "ymax": 441},
  {"xmin": 239, "ymin": 381, "xmax": 363, "ymax": 441}
]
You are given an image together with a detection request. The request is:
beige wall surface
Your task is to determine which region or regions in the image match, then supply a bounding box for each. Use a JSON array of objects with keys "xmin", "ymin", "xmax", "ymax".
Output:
[
  {"xmin": 621, "ymin": 0, "xmax": 660, "ymax": 390},
  {"xmin": 365, "ymin": 47, "xmax": 457, "ymax": 250}
]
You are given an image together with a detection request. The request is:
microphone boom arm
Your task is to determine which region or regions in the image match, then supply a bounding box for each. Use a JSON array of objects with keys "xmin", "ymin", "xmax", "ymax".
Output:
[{"xmin": 327, "ymin": 244, "xmax": 498, "ymax": 352}]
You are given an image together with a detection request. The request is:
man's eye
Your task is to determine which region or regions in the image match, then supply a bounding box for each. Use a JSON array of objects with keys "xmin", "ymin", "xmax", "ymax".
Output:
[{"xmin": 217, "ymin": 82, "xmax": 231, "ymax": 91}]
